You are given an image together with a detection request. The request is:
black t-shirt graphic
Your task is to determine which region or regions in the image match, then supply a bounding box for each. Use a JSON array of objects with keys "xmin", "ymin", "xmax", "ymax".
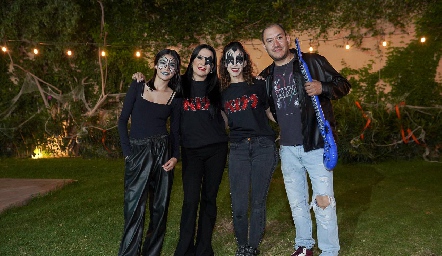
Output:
[
  {"xmin": 272, "ymin": 59, "xmax": 303, "ymax": 146},
  {"xmin": 180, "ymin": 80, "xmax": 228, "ymax": 148},
  {"xmin": 221, "ymin": 79, "xmax": 275, "ymax": 143}
]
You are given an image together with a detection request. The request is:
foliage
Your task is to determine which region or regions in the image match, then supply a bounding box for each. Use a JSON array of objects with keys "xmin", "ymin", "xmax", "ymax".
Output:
[
  {"xmin": 0, "ymin": 0, "xmax": 147, "ymax": 157},
  {"xmin": 333, "ymin": 0, "xmax": 442, "ymax": 162},
  {"xmin": 336, "ymin": 59, "xmax": 442, "ymax": 163},
  {"xmin": 382, "ymin": 40, "xmax": 441, "ymax": 105},
  {"xmin": 0, "ymin": 0, "xmax": 441, "ymax": 160}
]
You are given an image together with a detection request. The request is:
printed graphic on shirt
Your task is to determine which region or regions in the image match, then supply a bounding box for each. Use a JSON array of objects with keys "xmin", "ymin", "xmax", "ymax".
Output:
[
  {"xmin": 273, "ymin": 71, "xmax": 299, "ymax": 113},
  {"xmin": 224, "ymin": 94, "xmax": 258, "ymax": 114},
  {"xmin": 183, "ymin": 96, "xmax": 210, "ymax": 111}
]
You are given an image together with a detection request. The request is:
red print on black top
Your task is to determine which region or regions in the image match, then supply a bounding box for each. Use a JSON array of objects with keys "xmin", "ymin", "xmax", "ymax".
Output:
[
  {"xmin": 183, "ymin": 97, "xmax": 210, "ymax": 111},
  {"xmin": 224, "ymin": 94, "xmax": 258, "ymax": 114}
]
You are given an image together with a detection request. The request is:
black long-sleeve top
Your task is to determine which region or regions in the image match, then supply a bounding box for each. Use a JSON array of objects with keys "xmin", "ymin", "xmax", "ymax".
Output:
[{"xmin": 118, "ymin": 80, "xmax": 182, "ymax": 159}]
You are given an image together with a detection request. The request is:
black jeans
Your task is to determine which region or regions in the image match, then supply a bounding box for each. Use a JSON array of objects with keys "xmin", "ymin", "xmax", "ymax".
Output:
[
  {"xmin": 118, "ymin": 135, "xmax": 173, "ymax": 256},
  {"xmin": 228, "ymin": 136, "xmax": 277, "ymax": 249},
  {"xmin": 174, "ymin": 142, "xmax": 228, "ymax": 256}
]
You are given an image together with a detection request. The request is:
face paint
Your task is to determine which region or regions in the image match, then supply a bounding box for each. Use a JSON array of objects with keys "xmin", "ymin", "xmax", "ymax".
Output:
[
  {"xmin": 157, "ymin": 55, "xmax": 177, "ymax": 74},
  {"xmin": 196, "ymin": 55, "xmax": 213, "ymax": 66},
  {"xmin": 225, "ymin": 48, "xmax": 245, "ymax": 67}
]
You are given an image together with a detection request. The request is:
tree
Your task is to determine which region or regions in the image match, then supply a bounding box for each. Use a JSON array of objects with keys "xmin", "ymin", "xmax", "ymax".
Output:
[{"xmin": 0, "ymin": 0, "xmax": 440, "ymax": 158}]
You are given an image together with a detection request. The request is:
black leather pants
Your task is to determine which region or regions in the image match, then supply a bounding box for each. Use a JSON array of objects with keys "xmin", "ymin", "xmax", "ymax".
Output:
[{"xmin": 118, "ymin": 135, "xmax": 173, "ymax": 256}]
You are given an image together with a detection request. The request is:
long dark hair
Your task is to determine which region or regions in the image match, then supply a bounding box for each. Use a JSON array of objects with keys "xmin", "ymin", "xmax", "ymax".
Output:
[
  {"xmin": 182, "ymin": 44, "xmax": 222, "ymax": 116},
  {"xmin": 147, "ymin": 49, "xmax": 182, "ymax": 95},
  {"xmin": 219, "ymin": 41, "xmax": 254, "ymax": 91}
]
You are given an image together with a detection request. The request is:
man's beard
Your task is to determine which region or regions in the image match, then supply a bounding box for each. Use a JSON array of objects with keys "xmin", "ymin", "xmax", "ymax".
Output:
[{"xmin": 269, "ymin": 49, "xmax": 289, "ymax": 62}]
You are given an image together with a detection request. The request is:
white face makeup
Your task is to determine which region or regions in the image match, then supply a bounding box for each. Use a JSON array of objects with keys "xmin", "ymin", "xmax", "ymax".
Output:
[
  {"xmin": 156, "ymin": 54, "xmax": 177, "ymax": 77},
  {"xmin": 225, "ymin": 48, "xmax": 245, "ymax": 80},
  {"xmin": 225, "ymin": 48, "xmax": 245, "ymax": 67}
]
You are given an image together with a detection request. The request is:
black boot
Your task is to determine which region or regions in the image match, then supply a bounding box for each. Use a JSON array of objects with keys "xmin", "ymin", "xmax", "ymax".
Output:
[
  {"xmin": 244, "ymin": 245, "xmax": 260, "ymax": 256},
  {"xmin": 235, "ymin": 245, "xmax": 248, "ymax": 256}
]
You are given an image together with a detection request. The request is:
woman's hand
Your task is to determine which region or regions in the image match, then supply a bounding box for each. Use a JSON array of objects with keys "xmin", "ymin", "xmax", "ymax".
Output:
[
  {"xmin": 162, "ymin": 157, "xmax": 177, "ymax": 172},
  {"xmin": 132, "ymin": 72, "xmax": 146, "ymax": 82}
]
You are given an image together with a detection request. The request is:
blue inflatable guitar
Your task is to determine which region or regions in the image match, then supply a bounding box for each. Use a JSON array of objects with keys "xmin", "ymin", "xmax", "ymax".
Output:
[{"xmin": 295, "ymin": 38, "xmax": 338, "ymax": 170}]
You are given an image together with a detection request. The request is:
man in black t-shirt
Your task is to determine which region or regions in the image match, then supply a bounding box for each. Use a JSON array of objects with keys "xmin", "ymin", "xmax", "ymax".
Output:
[{"xmin": 260, "ymin": 23, "xmax": 351, "ymax": 256}]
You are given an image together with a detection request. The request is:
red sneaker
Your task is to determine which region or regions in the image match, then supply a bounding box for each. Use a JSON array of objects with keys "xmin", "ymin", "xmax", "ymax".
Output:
[{"xmin": 291, "ymin": 246, "xmax": 313, "ymax": 256}]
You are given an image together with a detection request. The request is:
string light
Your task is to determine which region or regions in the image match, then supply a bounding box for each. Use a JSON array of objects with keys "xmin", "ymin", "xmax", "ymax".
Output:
[
  {"xmin": 343, "ymin": 37, "xmax": 351, "ymax": 50},
  {"xmin": 308, "ymin": 39, "xmax": 314, "ymax": 52},
  {"xmin": 1, "ymin": 32, "xmax": 419, "ymax": 58}
]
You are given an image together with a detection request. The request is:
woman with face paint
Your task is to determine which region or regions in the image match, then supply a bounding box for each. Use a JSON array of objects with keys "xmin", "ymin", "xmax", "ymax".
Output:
[
  {"xmin": 219, "ymin": 42, "xmax": 277, "ymax": 256},
  {"xmin": 174, "ymin": 44, "xmax": 229, "ymax": 256},
  {"xmin": 117, "ymin": 49, "xmax": 182, "ymax": 256}
]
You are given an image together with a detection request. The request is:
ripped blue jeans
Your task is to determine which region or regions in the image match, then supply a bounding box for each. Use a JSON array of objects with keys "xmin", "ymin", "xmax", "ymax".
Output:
[{"xmin": 280, "ymin": 145, "xmax": 339, "ymax": 256}]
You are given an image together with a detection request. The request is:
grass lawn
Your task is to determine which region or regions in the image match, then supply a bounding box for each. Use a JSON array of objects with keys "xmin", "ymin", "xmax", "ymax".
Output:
[{"xmin": 0, "ymin": 158, "xmax": 441, "ymax": 255}]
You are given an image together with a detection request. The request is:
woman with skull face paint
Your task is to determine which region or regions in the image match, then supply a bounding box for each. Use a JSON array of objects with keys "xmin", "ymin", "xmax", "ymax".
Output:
[
  {"xmin": 117, "ymin": 49, "xmax": 182, "ymax": 256},
  {"xmin": 174, "ymin": 44, "xmax": 229, "ymax": 256},
  {"xmin": 219, "ymin": 42, "xmax": 277, "ymax": 256}
]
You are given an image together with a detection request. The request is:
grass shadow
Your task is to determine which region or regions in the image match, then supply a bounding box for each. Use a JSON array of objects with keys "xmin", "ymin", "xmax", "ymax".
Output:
[{"xmin": 334, "ymin": 164, "xmax": 385, "ymax": 255}]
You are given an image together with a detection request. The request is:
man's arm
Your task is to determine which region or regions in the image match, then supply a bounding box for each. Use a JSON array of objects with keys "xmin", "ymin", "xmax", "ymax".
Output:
[{"xmin": 303, "ymin": 53, "xmax": 351, "ymax": 100}]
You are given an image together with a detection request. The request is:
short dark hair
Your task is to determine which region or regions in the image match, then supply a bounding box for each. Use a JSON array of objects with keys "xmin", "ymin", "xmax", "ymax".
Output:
[{"xmin": 261, "ymin": 23, "xmax": 286, "ymax": 42}]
